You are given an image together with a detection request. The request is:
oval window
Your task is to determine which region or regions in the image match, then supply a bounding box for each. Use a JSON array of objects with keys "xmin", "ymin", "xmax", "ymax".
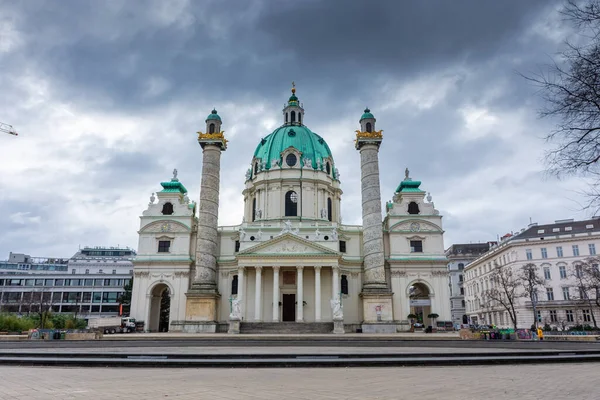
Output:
[{"xmin": 286, "ymin": 153, "xmax": 297, "ymax": 167}]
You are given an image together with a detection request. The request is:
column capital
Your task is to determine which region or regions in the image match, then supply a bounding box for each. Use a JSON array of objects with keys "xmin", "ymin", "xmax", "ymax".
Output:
[
  {"xmin": 272, "ymin": 266, "xmax": 280, "ymax": 271},
  {"xmin": 332, "ymin": 266, "xmax": 340, "ymax": 272},
  {"xmin": 296, "ymin": 266, "xmax": 304, "ymax": 271},
  {"xmin": 314, "ymin": 266, "xmax": 322, "ymax": 272},
  {"xmin": 255, "ymin": 266, "xmax": 263, "ymax": 272},
  {"xmin": 238, "ymin": 266, "xmax": 246, "ymax": 272}
]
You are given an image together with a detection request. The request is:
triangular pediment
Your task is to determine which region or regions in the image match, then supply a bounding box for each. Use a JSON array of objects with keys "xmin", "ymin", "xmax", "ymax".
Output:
[{"xmin": 237, "ymin": 233, "xmax": 339, "ymax": 258}]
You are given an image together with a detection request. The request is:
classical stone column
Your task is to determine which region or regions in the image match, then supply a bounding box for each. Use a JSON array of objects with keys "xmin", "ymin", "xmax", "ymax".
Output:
[
  {"xmin": 315, "ymin": 266, "xmax": 322, "ymax": 322},
  {"xmin": 296, "ymin": 266, "xmax": 304, "ymax": 322},
  {"xmin": 192, "ymin": 144, "xmax": 223, "ymax": 291},
  {"xmin": 357, "ymin": 142, "xmax": 387, "ymax": 292},
  {"xmin": 332, "ymin": 266, "xmax": 340, "ymax": 298},
  {"xmin": 184, "ymin": 122, "xmax": 227, "ymax": 331},
  {"xmin": 255, "ymin": 266, "xmax": 262, "ymax": 321},
  {"xmin": 355, "ymin": 112, "xmax": 394, "ymax": 331},
  {"xmin": 272, "ymin": 266, "xmax": 280, "ymax": 322},
  {"xmin": 238, "ymin": 266, "xmax": 245, "ymax": 319}
]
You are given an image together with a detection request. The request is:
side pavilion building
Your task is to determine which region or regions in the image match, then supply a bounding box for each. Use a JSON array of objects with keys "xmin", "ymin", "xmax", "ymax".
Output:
[{"xmin": 130, "ymin": 86, "xmax": 451, "ymax": 333}]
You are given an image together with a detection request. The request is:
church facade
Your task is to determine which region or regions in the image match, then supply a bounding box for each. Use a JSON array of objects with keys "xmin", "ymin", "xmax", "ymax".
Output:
[{"xmin": 130, "ymin": 86, "xmax": 451, "ymax": 333}]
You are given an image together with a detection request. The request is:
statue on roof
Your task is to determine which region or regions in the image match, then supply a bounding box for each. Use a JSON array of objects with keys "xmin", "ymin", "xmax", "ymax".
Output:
[
  {"xmin": 172, "ymin": 168, "xmax": 178, "ymax": 180},
  {"xmin": 405, "ymin": 167, "xmax": 410, "ymax": 180}
]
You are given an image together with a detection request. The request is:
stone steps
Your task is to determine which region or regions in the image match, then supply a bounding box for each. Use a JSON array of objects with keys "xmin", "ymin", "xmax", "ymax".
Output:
[{"xmin": 240, "ymin": 322, "xmax": 334, "ymax": 334}]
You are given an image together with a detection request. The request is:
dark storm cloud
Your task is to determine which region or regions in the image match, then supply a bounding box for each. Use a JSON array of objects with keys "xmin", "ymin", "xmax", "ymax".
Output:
[{"xmin": 2, "ymin": 0, "xmax": 562, "ymax": 112}]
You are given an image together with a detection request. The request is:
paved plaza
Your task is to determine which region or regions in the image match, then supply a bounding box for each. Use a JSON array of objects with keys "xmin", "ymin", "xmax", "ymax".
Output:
[{"xmin": 0, "ymin": 363, "xmax": 597, "ymax": 400}]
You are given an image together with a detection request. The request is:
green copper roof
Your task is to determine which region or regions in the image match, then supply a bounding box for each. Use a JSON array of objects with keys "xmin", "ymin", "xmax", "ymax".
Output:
[
  {"xmin": 253, "ymin": 125, "xmax": 334, "ymax": 171},
  {"xmin": 160, "ymin": 179, "xmax": 188, "ymax": 194},
  {"xmin": 360, "ymin": 107, "xmax": 375, "ymax": 121},
  {"xmin": 396, "ymin": 179, "xmax": 424, "ymax": 193},
  {"xmin": 206, "ymin": 109, "xmax": 221, "ymax": 122}
]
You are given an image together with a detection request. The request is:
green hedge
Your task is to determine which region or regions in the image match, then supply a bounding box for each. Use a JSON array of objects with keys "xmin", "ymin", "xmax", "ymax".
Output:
[{"xmin": 0, "ymin": 313, "xmax": 87, "ymax": 332}]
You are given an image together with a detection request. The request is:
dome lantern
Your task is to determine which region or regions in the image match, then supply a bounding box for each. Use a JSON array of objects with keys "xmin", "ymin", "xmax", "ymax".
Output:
[
  {"xmin": 282, "ymin": 82, "xmax": 305, "ymax": 126},
  {"xmin": 205, "ymin": 109, "xmax": 222, "ymax": 134},
  {"xmin": 359, "ymin": 107, "xmax": 376, "ymax": 133}
]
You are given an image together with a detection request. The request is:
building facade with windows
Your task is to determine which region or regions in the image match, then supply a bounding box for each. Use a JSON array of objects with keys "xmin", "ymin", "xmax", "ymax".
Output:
[
  {"xmin": 445, "ymin": 243, "xmax": 495, "ymax": 327},
  {"xmin": 0, "ymin": 247, "xmax": 134, "ymax": 319},
  {"xmin": 130, "ymin": 86, "xmax": 451, "ymax": 333},
  {"xmin": 464, "ymin": 218, "xmax": 600, "ymax": 329}
]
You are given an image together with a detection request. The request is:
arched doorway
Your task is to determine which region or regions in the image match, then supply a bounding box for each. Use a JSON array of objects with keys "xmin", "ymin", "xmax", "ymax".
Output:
[
  {"xmin": 408, "ymin": 282, "xmax": 431, "ymax": 328},
  {"xmin": 149, "ymin": 283, "xmax": 171, "ymax": 332}
]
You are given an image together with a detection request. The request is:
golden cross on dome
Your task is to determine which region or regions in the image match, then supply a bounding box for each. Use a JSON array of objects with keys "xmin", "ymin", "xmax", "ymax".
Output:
[{"xmin": 291, "ymin": 81, "xmax": 296, "ymax": 93}]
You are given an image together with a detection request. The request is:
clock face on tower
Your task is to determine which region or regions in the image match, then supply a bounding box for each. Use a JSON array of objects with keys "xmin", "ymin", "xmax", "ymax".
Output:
[{"xmin": 410, "ymin": 222, "xmax": 420, "ymax": 232}]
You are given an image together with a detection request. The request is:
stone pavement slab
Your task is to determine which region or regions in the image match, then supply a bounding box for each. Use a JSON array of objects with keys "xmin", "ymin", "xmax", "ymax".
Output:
[{"xmin": 0, "ymin": 363, "xmax": 596, "ymax": 400}]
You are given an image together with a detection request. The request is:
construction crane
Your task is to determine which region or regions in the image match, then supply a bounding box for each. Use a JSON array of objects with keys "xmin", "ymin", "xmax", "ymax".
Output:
[{"xmin": 0, "ymin": 122, "xmax": 18, "ymax": 136}]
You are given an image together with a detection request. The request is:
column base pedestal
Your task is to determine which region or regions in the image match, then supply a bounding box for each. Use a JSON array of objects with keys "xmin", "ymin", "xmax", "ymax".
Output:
[
  {"xmin": 360, "ymin": 291, "xmax": 394, "ymax": 324},
  {"xmin": 332, "ymin": 319, "xmax": 345, "ymax": 334},
  {"xmin": 228, "ymin": 318, "xmax": 241, "ymax": 334},
  {"xmin": 183, "ymin": 291, "xmax": 221, "ymax": 333}
]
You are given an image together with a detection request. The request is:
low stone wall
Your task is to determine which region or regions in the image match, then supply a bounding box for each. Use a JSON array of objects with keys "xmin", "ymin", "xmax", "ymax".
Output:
[{"xmin": 545, "ymin": 334, "xmax": 600, "ymax": 341}]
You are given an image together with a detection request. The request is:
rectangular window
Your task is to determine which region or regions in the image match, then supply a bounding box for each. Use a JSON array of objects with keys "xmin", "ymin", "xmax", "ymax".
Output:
[
  {"xmin": 562, "ymin": 287, "xmax": 570, "ymax": 300},
  {"xmin": 158, "ymin": 240, "xmax": 171, "ymax": 253},
  {"xmin": 35, "ymin": 279, "xmax": 44, "ymax": 286},
  {"xmin": 549, "ymin": 310, "xmax": 558, "ymax": 322},
  {"xmin": 460, "ymin": 287, "xmax": 464, "ymax": 295},
  {"xmin": 573, "ymin": 245, "xmax": 580, "ymax": 256},
  {"xmin": 459, "ymin": 274, "xmax": 463, "ymax": 282},
  {"xmin": 112, "ymin": 269, "xmax": 116, "ymax": 274},
  {"xmin": 85, "ymin": 269, "xmax": 89, "ymax": 274},
  {"xmin": 92, "ymin": 292, "xmax": 102, "ymax": 303},
  {"xmin": 559, "ymin": 266, "xmax": 567, "ymax": 279},
  {"xmin": 339, "ymin": 241, "xmax": 347, "ymax": 253},
  {"xmin": 576, "ymin": 265, "xmax": 583, "ymax": 278},
  {"xmin": 579, "ymin": 286, "xmax": 587, "ymax": 299},
  {"xmin": 82, "ymin": 292, "xmax": 92, "ymax": 302},
  {"xmin": 544, "ymin": 267, "xmax": 551, "ymax": 280},
  {"xmin": 341, "ymin": 275, "xmax": 349, "ymax": 295},
  {"xmin": 94, "ymin": 279, "xmax": 103, "ymax": 286},
  {"xmin": 410, "ymin": 240, "xmax": 423, "ymax": 253},
  {"xmin": 44, "ymin": 279, "xmax": 54, "ymax": 287},
  {"xmin": 234, "ymin": 240, "xmax": 240, "ymax": 253},
  {"xmin": 102, "ymin": 292, "xmax": 119, "ymax": 303},
  {"xmin": 84, "ymin": 279, "xmax": 93, "ymax": 286},
  {"xmin": 589, "ymin": 243, "xmax": 596, "ymax": 256},
  {"xmin": 583, "ymin": 309, "xmax": 592, "ymax": 322},
  {"xmin": 546, "ymin": 287, "xmax": 554, "ymax": 301},
  {"xmin": 566, "ymin": 310, "xmax": 574, "ymax": 322},
  {"xmin": 71, "ymin": 269, "xmax": 76, "ymax": 274},
  {"xmin": 231, "ymin": 275, "xmax": 238, "ymax": 295},
  {"xmin": 91, "ymin": 305, "xmax": 101, "ymax": 313},
  {"xmin": 556, "ymin": 247, "xmax": 563, "ymax": 257},
  {"xmin": 24, "ymin": 279, "xmax": 34, "ymax": 287},
  {"xmin": 541, "ymin": 248, "xmax": 548, "ymax": 259},
  {"xmin": 526, "ymin": 249, "xmax": 533, "ymax": 260}
]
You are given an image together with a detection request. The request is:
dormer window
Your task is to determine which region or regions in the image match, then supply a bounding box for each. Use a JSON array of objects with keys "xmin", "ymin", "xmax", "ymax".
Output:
[
  {"xmin": 366, "ymin": 122, "xmax": 372, "ymax": 132},
  {"xmin": 209, "ymin": 123, "xmax": 215, "ymax": 134},
  {"xmin": 408, "ymin": 201, "xmax": 420, "ymax": 215},
  {"xmin": 161, "ymin": 202, "xmax": 174, "ymax": 215}
]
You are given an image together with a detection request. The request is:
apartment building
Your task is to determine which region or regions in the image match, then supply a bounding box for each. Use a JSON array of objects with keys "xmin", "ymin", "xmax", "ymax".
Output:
[{"xmin": 464, "ymin": 218, "xmax": 600, "ymax": 329}]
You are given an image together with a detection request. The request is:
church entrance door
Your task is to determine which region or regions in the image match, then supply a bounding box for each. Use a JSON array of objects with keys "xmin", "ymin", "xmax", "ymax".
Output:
[{"xmin": 282, "ymin": 294, "xmax": 295, "ymax": 321}]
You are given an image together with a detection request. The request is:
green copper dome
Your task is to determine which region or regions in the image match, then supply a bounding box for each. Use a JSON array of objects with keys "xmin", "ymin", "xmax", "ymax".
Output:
[
  {"xmin": 253, "ymin": 125, "xmax": 334, "ymax": 171},
  {"xmin": 360, "ymin": 108, "xmax": 375, "ymax": 121},
  {"xmin": 206, "ymin": 109, "xmax": 221, "ymax": 122}
]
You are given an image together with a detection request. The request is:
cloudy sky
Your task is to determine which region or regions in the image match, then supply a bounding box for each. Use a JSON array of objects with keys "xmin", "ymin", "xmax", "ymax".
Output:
[{"xmin": 0, "ymin": 0, "xmax": 591, "ymax": 258}]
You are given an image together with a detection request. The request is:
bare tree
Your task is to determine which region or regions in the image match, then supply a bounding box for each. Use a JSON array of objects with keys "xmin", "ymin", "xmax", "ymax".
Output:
[
  {"xmin": 572, "ymin": 258, "xmax": 600, "ymax": 328},
  {"xmin": 519, "ymin": 263, "xmax": 545, "ymax": 329},
  {"xmin": 482, "ymin": 264, "xmax": 521, "ymax": 331},
  {"xmin": 525, "ymin": 0, "xmax": 600, "ymax": 210},
  {"xmin": 31, "ymin": 287, "xmax": 54, "ymax": 329}
]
